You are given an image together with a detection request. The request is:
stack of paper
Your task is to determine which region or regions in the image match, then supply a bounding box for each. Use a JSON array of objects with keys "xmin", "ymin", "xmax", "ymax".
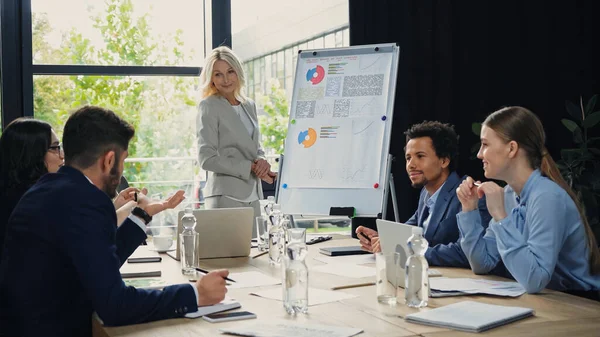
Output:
[
  {"xmin": 430, "ymin": 278, "xmax": 526, "ymax": 297},
  {"xmin": 405, "ymin": 301, "xmax": 534, "ymax": 332}
]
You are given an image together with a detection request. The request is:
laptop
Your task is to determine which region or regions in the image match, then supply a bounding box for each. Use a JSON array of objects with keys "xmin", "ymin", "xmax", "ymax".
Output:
[
  {"xmin": 175, "ymin": 207, "xmax": 254, "ymax": 260},
  {"xmin": 376, "ymin": 219, "xmax": 417, "ymax": 288}
]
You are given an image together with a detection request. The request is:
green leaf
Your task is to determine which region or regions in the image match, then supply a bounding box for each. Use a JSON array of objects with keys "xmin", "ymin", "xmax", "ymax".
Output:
[
  {"xmin": 589, "ymin": 148, "xmax": 600, "ymax": 156},
  {"xmin": 561, "ymin": 148, "xmax": 583, "ymax": 163},
  {"xmin": 586, "ymin": 137, "xmax": 600, "ymax": 144},
  {"xmin": 583, "ymin": 111, "xmax": 600, "ymax": 129},
  {"xmin": 565, "ymin": 100, "xmax": 583, "ymax": 121},
  {"xmin": 471, "ymin": 123, "xmax": 482, "ymax": 136},
  {"xmin": 573, "ymin": 128, "xmax": 584, "ymax": 144},
  {"xmin": 585, "ymin": 95, "xmax": 598, "ymax": 115},
  {"xmin": 561, "ymin": 119, "xmax": 580, "ymax": 133}
]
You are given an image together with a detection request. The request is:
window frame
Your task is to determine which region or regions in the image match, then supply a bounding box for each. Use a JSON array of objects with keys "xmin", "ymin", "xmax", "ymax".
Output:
[{"xmin": 0, "ymin": 0, "xmax": 231, "ymax": 130}]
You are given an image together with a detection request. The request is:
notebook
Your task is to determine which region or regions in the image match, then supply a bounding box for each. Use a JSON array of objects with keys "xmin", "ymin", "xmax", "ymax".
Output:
[
  {"xmin": 319, "ymin": 246, "xmax": 371, "ymax": 256},
  {"xmin": 184, "ymin": 298, "xmax": 241, "ymax": 318},
  {"xmin": 405, "ymin": 301, "xmax": 534, "ymax": 333}
]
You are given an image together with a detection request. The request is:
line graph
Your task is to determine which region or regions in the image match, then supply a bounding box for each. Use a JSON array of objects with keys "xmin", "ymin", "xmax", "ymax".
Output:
[
  {"xmin": 353, "ymin": 121, "xmax": 374, "ymax": 135},
  {"xmin": 349, "ymin": 97, "xmax": 383, "ymax": 117},
  {"xmin": 359, "ymin": 55, "xmax": 387, "ymax": 73}
]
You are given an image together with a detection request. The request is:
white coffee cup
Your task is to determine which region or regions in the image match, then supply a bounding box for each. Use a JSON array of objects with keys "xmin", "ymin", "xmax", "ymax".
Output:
[{"xmin": 153, "ymin": 235, "xmax": 173, "ymax": 251}]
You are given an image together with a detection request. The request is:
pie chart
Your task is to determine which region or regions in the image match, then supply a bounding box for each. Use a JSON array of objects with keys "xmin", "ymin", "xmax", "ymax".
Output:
[
  {"xmin": 297, "ymin": 128, "xmax": 317, "ymax": 148},
  {"xmin": 306, "ymin": 65, "xmax": 325, "ymax": 85}
]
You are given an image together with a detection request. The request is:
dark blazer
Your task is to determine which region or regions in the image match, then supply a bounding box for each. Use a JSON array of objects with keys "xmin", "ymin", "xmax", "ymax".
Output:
[
  {"xmin": 0, "ymin": 166, "xmax": 197, "ymax": 337},
  {"xmin": 405, "ymin": 171, "xmax": 492, "ymax": 267},
  {"xmin": 0, "ymin": 183, "xmax": 32, "ymax": 261}
]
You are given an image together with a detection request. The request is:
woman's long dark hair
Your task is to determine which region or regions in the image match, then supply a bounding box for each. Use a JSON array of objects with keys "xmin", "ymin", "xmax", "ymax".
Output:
[{"xmin": 0, "ymin": 118, "xmax": 53, "ymax": 194}]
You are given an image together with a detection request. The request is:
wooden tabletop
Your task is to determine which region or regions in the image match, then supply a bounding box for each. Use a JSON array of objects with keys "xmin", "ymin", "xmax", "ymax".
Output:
[{"xmin": 93, "ymin": 236, "xmax": 600, "ymax": 337}]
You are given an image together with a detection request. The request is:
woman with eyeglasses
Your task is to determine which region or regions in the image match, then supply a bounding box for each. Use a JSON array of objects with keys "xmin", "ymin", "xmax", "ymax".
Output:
[
  {"xmin": 0, "ymin": 118, "xmax": 186, "ymax": 259},
  {"xmin": 0, "ymin": 118, "xmax": 64, "ymax": 256}
]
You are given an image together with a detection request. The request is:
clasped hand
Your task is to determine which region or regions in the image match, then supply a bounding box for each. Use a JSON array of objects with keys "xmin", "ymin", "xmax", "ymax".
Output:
[
  {"xmin": 456, "ymin": 177, "xmax": 507, "ymax": 221},
  {"xmin": 252, "ymin": 159, "xmax": 277, "ymax": 184}
]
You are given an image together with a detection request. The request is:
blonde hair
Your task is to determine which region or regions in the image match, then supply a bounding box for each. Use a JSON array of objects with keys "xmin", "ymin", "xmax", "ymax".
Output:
[
  {"xmin": 484, "ymin": 106, "xmax": 600, "ymax": 274},
  {"xmin": 200, "ymin": 46, "xmax": 247, "ymax": 102}
]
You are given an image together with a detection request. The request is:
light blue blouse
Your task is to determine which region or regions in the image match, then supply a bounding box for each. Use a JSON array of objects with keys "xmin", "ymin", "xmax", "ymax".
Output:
[{"xmin": 457, "ymin": 169, "xmax": 600, "ymax": 293}]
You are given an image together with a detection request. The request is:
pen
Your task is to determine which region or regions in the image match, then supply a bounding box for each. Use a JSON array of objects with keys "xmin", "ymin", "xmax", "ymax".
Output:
[
  {"xmin": 134, "ymin": 192, "xmax": 138, "ymax": 202},
  {"xmin": 252, "ymin": 251, "xmax": 269, "ymax": 259},
  {"xmin": 358, "ymin": 231, "xmax": 371, "ymax": 243},
  {"xmin": 194, "ymin": 267, "xmax": 236, "ymax": 283},
  {"xmin": 331, "ymin": 282, "xmax": 376, "ymax": 290}
]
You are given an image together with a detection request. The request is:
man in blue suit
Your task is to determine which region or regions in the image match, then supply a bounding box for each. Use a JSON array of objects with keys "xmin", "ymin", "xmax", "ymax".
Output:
[
  {"xmin": 357, "ymin": 121, "xmax": 491, "ymax": 267},
  {"xmin": 0, "ymin": 106, "xmax": 229, "ymax": 337}
]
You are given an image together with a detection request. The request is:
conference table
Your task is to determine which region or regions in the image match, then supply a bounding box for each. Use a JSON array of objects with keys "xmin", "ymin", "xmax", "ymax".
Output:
[{"xmin": 93, "ymin": 235, "xmax": 600, "ymax": 337}]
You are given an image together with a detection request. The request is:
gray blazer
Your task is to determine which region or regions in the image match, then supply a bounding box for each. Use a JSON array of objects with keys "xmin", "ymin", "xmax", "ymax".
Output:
[{"xmin": 197, "ymin": 95, "xmax": 265, "ymax": 200}]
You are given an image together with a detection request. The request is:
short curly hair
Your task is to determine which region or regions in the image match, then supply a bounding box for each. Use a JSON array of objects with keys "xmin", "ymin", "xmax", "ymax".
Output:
[{"xmin": 404, "ymin": 121, "xmax": 459, "ymax": 172}]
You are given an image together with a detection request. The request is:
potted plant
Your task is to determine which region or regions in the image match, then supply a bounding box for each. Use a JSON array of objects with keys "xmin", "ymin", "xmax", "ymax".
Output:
[{"xmin": 558, "ymin": 95, "xmax": 600, "ymax": 240}]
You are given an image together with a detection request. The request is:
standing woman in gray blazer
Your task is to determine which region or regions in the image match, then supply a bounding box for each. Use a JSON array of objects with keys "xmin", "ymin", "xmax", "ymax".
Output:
[{"xmin": 197, "ymin": 46, "xmax": 276, "ymax": 231}]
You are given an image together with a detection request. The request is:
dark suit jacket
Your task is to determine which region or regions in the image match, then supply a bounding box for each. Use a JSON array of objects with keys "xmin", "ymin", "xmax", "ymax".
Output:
[
  {"xmin": 405, "ymin": 172, "xmax": 492, "ymax": 267},
  {"xmin": 0, "ymin": 166, "xmax": 197, "ymax": 337},
  {"xmin": 0, "ymin": 183, "xmax": 32, "ymax": 261}
]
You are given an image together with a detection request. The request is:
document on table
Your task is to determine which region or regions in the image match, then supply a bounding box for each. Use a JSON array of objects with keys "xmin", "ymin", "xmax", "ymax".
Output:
[
  {"xmin": 250, "ymin": 287, "xmax": 357, "ymax": 306},
  {"xmin": 220, "ymin": 322, "xmax": 363, "ymax": 337},
  {"xmin": 430, "ymin": 278, "xmax": 526, "ymax": 297},
  {"xmin": 313, "ymin": 254, "xmax": 375, "ymax": 265},
  {"xmin": 405, "ymin": 301, "xmax": 534, "ymax": 333},
  {"xmin": 227, "ymin": 271, "xmax": 281, "ymax": 289},
  {"xmin": 312, "ymin": 263, "xmax": 375, "ymax": 278}
]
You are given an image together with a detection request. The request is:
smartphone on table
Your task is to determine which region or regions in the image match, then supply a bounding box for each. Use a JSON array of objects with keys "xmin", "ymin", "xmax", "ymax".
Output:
[{"xmin": 202, "ymin": 311, "xmax": 257, "ymax": 323}]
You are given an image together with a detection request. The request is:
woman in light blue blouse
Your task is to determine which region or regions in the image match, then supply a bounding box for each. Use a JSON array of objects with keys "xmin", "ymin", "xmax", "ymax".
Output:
[{"xmin": 456, "ymin": 106, "xmax": 600, "ymax": 297}]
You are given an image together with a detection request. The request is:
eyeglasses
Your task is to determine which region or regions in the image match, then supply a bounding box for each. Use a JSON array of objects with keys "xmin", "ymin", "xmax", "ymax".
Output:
[{"xmin": 48, "ymin": 143, "xmax": 63, "ymax": 154}]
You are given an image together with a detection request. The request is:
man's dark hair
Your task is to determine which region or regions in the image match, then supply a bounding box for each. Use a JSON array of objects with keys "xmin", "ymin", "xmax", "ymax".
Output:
[
  {"xmin": 63, "ymin": 106, "xmax": 135, "ymax": 169},
  {"xmin": 404, "ymin": 121, "xmax": 459, "ymax": 172}
]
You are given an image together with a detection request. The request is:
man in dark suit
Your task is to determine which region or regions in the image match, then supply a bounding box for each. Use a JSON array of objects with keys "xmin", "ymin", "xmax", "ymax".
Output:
[
  {"xmin": 357, "ymin": 121, "xmax": 491, "ymax": 267},
  {"xmin": 0, "ymin": 106, "xmax": 228, "ymax": 337}
]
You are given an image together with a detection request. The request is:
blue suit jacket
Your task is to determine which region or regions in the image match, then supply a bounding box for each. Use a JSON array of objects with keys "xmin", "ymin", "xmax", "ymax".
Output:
[
  {"xmin": 0, "ymin": 166, "xmax": 197, "ymax": 337},
  {"xmin": 405, "ymin": 172, "xmax": 492, "ymax": 267}
]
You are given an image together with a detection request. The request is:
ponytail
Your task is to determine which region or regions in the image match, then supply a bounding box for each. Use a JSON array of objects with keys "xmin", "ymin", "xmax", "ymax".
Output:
[{"xmin": 540, "ymin": 150, "xmax": 600, "ymax": 275}]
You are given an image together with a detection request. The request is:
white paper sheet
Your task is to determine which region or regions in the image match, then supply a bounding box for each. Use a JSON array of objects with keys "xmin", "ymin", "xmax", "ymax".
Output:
[
  {"xmin": 250, "ymin": 287, "xmax": 357, "ymax": 306},
  {"xmin": 430, "ymin": 278, "xmax": 526, "ymax": 297},
  {"xmin": 312, "ymin": 263, "xmax": 375, "ymax": 279},
  {"xmin": 220, "ymin": 322, "xmax": 363, "ymax": 337},
  {"xmin": 284, "ymin": 119, "xmax": 384, "ymax": 189},
  {"xmin": 227, "ymin": 271, "xmax": 281, "ymax": 289},
  {"xmin": 313, "ymin": 254, "xmax": 375, "ymax": 265}
]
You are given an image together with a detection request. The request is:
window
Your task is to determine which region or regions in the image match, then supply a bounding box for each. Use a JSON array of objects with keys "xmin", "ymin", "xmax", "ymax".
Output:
[
  {"xmin": 32, "ymin": 0, "xmax": 207, "ymax": 66},
  {"xmin": 335, "ymin": 30, "xmax": 344, "ymax": 47},
  {"xmin": 324, "ymin": 33, "xmax": 335, "ymax": 49},
  {"xmin": 30, "ymin": 0, "xmax": 209, "ymax": 202},
  {"xmin": 34, "ymin": 75, "xmax": 200, "ymax": 196}
]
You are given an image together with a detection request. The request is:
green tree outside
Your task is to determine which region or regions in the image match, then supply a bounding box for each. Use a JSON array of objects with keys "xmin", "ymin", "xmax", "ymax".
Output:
[{"xmin": 32, "ymin": 0, "xmax": 198, "ymax": 194}]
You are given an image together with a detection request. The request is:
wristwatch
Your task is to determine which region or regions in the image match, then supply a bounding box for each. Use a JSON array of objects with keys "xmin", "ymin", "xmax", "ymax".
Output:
[{"xmin": 131, "ymin": 206, "xmax": 153, "ymax": 225}]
